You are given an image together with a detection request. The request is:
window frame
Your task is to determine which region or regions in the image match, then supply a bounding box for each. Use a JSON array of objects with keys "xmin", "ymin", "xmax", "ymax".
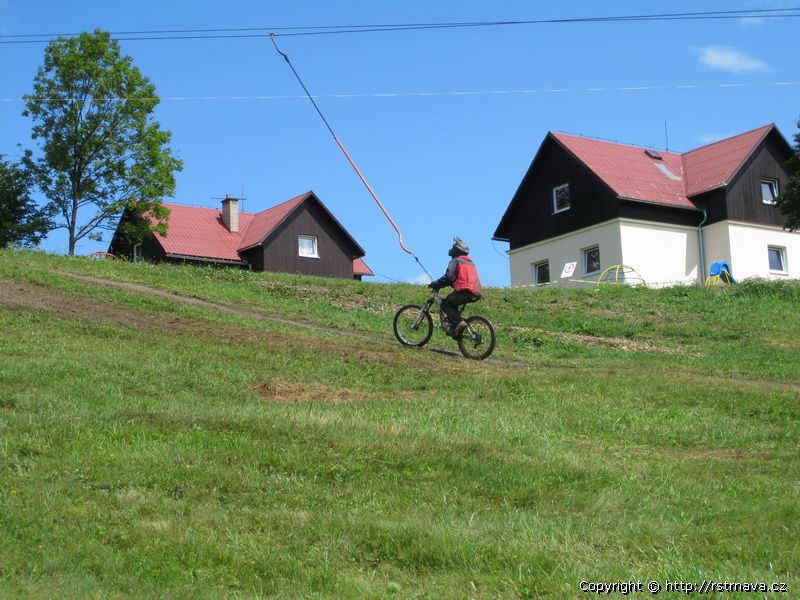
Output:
[
  {"xmin": 768, "ymin": 245, "xmax": 787, "ymax": 274},
  {"xmin": 133, "ymin": 242, "xmax": 143, "ymax": 262},
  {"xmin": 583, "ymin": 245, "xmax": 601, "ymax": 276},
  {"xmin": 298, "ymin": 235, "xmax": 319, "ymax": 258},
  {"xmin": 761, "ymin": 179, "xmax": 779, "ymax": 205},
  {"xmin": 552, "ymin": 183, "xmax": 571, "ymax": 214},
  {"xmin": 532, "ymin": 260, "xmax": 550, "ymax": 285}
]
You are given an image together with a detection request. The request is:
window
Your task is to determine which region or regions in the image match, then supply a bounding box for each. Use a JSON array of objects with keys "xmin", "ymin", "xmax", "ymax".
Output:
[
  {"xmin": 768, "ymin": 246, "xmax": 786, "ymax": 273},
  {"xmin": 583, "ymin": 245, "xmax": 601, "ymax": 275},
  {"xmin": 133, "ymin": 242, "xmax": 142, "ymax": 262},
  {"xmin": 298, "ymin": 235, "xmax": 318, "ymax": 258},
  {"xmin": 762, "ymin": 179, "xmax": 779, "ymax": 204},
  {"xmin": 532, "ymin": 260, "xmax": 550, "ymax": 285},
  {"xmin": 552, "ymin": 183, "xmax": 570, "ymax": 213}
]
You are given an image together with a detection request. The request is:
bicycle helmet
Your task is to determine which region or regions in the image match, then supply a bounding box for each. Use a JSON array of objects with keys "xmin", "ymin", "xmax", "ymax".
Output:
[{"xmin": 448, "ymin": 236, "xmax": 469, "ymax": 257}]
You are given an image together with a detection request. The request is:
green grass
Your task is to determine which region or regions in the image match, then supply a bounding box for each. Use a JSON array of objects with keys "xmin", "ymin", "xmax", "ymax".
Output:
[{"xmin": 1, "ymin": 249, "xmax": 798, "ymax": 598}]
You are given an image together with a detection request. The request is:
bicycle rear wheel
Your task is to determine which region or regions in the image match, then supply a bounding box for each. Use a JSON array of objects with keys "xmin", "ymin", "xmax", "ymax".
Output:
[
  {"xmin": 393, "ymin": 304, "xmax": 433, "ymax": 347},
  {"xmin": 457, "ymin": 315, "xmax": 496, "ymax": 360}
]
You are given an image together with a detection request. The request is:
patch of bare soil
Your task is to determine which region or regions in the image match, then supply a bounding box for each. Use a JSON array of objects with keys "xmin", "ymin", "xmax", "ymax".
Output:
[
  {"xmin": 252, "ymin": 380, "xmax": 415, "ymax": 403},
  {"xmin": 0, "ymin": 279, "xmax": 175, "ymax": 331}
]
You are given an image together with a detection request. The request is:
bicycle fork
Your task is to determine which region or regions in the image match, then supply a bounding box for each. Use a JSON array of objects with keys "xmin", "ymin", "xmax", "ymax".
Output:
[{"xmin": 411, "ymin": 301, "xmax": 433, "ymax": 330}]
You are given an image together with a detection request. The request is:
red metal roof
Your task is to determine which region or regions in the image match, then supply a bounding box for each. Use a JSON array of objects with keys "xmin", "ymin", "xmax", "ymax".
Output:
[
  {"xmin": 550, "ymin": 124, "xmax": 776, "ymax": 208},
  {"xmin": 552, "ymin": 132, "xmax": 694, "ymax": 208},
  {"xmin": 153, "ymin": 194, "xmax": 371, "ymax": 275},
  {"xmin": 155, "ymin": 203, "xmax": 254, "ymax": 262},
  {"xmin": 353, "ymin": 257, "xmax": 373, "ymax": 276},
  {"xmin": 682, "ymin": 124, "xmax": 773, "ymax": 196}
]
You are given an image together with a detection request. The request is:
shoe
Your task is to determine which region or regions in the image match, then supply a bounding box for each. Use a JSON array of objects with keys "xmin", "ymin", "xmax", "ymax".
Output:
[{"xmin": 453, "ymin": 320, "xmax": 468, "ymax": 337}]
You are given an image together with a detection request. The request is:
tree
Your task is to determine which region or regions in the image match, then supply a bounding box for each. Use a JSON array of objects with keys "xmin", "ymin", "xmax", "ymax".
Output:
[
  {"xmin": 23, "ymin": 30, "xmax": 182, "ymax": 255},
  {"xmin": 0, "ymin": 156, "xmax": 52, "ymax": 248},
  {"xmin": 775, "ymin": 117, "xmax": 800, "ymax": 231}
]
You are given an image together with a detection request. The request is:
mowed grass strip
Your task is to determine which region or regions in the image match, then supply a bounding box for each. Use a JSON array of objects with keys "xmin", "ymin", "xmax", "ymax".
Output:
[{"xmin": 0, "ymin": 249, "xmax": 798, "ymax": 598}]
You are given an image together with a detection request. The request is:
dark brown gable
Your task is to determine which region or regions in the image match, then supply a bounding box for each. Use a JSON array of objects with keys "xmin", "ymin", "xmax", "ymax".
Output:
[
  {"xmin": 253, "ymin": 196, "xmax": 362, "ymax": 279},
  {"xmin": 720, "ymin": 129, "xmax": 795, "ymax": 227},
  {"xmin": 494, "ymin": 134, "xmax": 621, "ymax": 250}
]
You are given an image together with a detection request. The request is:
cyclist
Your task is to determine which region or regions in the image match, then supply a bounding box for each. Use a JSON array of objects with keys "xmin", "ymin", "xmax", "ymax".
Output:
[{"xmin": 428, "ymin": 236, "xmax": 483, "ymax": 336}]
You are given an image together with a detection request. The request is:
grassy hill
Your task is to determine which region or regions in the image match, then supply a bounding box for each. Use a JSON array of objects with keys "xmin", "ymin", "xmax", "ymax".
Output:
[{"xmin": 1, "ymin": 249, "xmax": 798, "ymax": 598}]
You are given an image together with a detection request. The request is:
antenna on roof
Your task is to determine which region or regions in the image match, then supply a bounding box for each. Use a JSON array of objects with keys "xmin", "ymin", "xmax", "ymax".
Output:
[{"xmin": 664, "ymin": 120, "xmax": 670, "ymax": 152}]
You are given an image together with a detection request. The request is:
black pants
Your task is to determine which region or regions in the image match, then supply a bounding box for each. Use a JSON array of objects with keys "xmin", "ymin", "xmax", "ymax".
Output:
[{"xmin": 441, "ymin": 290, "xmax": 479, "ymax": 327}]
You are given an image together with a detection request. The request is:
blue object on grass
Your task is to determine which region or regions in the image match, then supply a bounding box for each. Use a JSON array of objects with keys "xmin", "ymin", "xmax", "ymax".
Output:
[{"xmin": 709, "ymin": 261, "xmax": 736, "ymax": 284}]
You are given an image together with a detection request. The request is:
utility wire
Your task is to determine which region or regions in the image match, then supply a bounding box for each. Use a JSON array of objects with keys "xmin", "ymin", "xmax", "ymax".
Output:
[
  {"xmin": 268, "ymin": 33, "xmax": 434, "ymax": 280},
  {"xmin": 5, "ymin": 81, "xmax": 799, "ymax": 103},
  {"xmin": 2, "ymin": 8, "xmax": 800, "ymax": 43}
]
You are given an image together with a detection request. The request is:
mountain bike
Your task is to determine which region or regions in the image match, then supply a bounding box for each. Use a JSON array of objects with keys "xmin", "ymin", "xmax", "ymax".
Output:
[{"xmin": 393, "ymin": 291, "xmax": 496, "ymax": 360}]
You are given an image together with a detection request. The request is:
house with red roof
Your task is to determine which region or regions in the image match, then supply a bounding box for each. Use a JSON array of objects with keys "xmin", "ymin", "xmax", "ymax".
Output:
[
  {"xmin": 109, "ymin": 191, "xmax": 374, "ymax": 280},
  {"xmin": 493, "ymin": 124, "xmax": 798, "ymax": 287}
]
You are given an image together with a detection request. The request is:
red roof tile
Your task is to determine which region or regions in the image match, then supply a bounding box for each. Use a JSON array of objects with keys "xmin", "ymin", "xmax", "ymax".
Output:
[
  {"xmin": 552, "ymin": 133, "xmax": 695, "ymax": 208},
  {"xmin": 155, "ymin": 203, "xmax": 254, "ymax": 262},
  {"xmin": 353, "ymin": 257, "xmax": 373, "ymax": 276},
  {"xmin": 550, "ymin": 125, "xmax": 776, "ymax": 209},
  {"xmin": 682, "ymin": 125, "xmax": 773, "ymax": 196}
]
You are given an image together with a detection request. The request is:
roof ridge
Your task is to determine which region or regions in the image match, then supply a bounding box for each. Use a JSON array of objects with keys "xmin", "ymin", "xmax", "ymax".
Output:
[
  {"xmin": 682, "ymin": 123, "xmax": 773, "ymax": 156},
  {"xmin": 552, "ymin": 130, "xmax": 678, "ymax": 155},
  {"xmin": 162, "ymin": 201, "xmax": 256, "ymax": 216}
]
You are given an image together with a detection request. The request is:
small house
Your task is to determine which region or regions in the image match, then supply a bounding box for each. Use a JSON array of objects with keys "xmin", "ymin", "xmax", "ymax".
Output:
[{"xmin": 109, "ymin": 191, "xmax": 373, "ymax": 280}]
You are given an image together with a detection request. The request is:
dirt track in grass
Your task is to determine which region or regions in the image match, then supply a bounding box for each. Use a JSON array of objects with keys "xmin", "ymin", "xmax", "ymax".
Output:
[
  {"xmin": 2, "ymin": 274, "xmax": 798, "ymax": 391},
  {"xmin": 0, "ymin": 275, "xmax": 512, "ymax": 374},
  {"xmin": 28, "ymin": 272, "xmax": 531, "ymax": 368}
]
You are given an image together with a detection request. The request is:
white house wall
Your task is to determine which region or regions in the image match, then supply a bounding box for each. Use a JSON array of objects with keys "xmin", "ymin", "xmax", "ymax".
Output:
[
  {"xmin": 507, "ymin": 217, "xmax": 800, "ymax": 287},
  {"xmin": 618, "ymin": 219, "xmax": 700, "ymax": 287},
  {"xmin": 701, "ymin": 221, "xmax": 732, "ymax": 276},
  {"xmin": 726, "ymin": 221, "xmax": 800, "ymax": 280},
  {"xmin": 508, "ymin": 219, "xmax": 623, "ymax": 287}
]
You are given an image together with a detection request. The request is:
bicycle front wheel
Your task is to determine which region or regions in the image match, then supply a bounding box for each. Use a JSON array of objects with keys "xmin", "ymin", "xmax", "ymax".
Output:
[
  {"xmin": 457, "ymin": 315, "xmax": 496, "ymax": 360},
  {"xmin": 393, "ymin": 304, "xmax": 433, "ymax": 347}
]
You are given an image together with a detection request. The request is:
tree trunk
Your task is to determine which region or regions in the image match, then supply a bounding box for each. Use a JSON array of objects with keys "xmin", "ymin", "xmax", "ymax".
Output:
[{"xmin": 68, "ymin": 194, "xmax": 78, "ymax": 256}]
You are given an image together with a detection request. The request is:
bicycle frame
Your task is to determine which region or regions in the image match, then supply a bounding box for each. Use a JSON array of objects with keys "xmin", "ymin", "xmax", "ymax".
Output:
[{"xmin": 414, "ymin": 292, "xmax": 475, "ymax": 337}]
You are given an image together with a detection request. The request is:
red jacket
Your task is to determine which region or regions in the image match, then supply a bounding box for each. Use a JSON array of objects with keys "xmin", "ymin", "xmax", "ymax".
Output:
[{"xmin": 434, "ymin": 255, "xmax": 482, "ymax": 297}]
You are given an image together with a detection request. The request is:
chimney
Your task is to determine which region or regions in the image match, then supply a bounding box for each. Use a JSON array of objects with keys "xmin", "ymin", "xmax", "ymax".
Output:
[{"xmin": 221, "ymin": 194, "xmax": 239, "ymax": 233}]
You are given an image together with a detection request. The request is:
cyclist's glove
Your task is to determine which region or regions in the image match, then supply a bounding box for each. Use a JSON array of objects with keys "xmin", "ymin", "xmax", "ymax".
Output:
[{"xmin": 428, "ymin": 282, "xmax": 439, "ymax": 290}]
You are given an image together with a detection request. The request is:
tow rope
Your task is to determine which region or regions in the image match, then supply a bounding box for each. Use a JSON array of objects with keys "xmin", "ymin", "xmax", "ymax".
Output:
[{"xmin": 269, "ymin": 33, "xmax": 433, "ymax": 280}]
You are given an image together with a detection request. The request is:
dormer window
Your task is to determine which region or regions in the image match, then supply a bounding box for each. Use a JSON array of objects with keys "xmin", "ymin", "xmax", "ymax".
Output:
[
  {"xmin": 761, "ymin": 179, "xmax": 779, "ymax": 204},
  {"xmin": 552, "ymin": 183, "xmax": 570, "ymax": 213}
]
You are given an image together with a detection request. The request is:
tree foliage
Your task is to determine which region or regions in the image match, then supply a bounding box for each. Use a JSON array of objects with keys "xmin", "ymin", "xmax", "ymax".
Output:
[
  {"xmin": 775, "ymin": 117, "xmax": 800, "ymax": 231},
  {"xmin": 23, "ymin": 30, "xmax": 182, "ymax": 255},
  {"xmin": 0, "ymin": 156, "xmax": 52, "ymax": 248}
]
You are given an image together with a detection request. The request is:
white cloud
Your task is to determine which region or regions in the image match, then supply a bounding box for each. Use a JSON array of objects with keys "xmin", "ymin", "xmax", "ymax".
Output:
[
  {"xmin": 695, "ymin": 45, "xmax": 769, "ymax": 73},
  {"xmin": 407, "ymin": 273, "xmax": 432, "ymax": 285}
]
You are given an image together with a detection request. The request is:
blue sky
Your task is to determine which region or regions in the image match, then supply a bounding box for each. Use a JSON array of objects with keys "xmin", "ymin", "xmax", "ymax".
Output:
[{"xmin": 1, "ymin": 1, "xmax": 798, "ymax": 286}]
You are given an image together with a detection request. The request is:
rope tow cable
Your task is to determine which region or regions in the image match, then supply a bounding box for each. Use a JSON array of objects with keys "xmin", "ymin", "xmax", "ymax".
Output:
[{"xmin": 269, "ymin": 33, "xmax": 434, "ymax": 280}]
